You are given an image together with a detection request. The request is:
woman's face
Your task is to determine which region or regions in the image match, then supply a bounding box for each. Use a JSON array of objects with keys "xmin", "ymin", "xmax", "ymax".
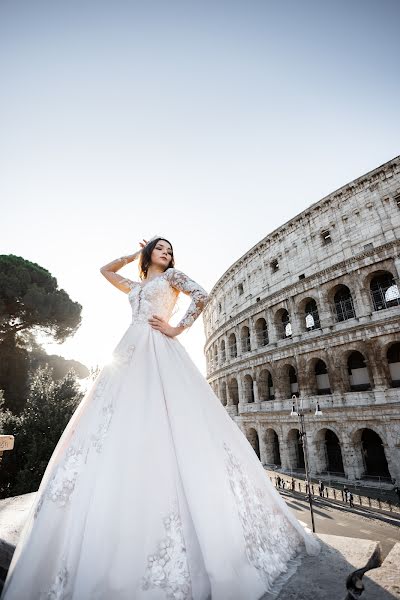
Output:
[{"xmin": 150, "ymin": 239, "xmax": 173, "ymax": 270}]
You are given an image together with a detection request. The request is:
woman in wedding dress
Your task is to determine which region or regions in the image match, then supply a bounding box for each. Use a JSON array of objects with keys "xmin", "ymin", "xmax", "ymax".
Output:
[{"xmin": 1, "ymin": 237, "xmax": 319, "ymax": 600}]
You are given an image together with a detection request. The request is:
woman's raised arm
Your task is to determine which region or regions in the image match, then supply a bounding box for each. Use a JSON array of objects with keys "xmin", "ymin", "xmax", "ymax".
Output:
[
  {"xmin": 99, "ymin": 253, "xmax": 138, "ymax": 294},
  {"xmin": 100, "ymin": 240, "xmax": 148, "ymax": 294}
]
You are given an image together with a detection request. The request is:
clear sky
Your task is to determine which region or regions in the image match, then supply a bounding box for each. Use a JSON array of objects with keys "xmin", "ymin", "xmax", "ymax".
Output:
[{"xmin": 1, "ymin": 0, "xmax": 399, "ymax": 375}]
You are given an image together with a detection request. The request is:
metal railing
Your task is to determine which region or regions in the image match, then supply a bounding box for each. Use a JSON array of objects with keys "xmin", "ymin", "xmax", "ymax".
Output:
[
  {"xmin": 370, "ymin": 281, "xmax": 400, "ymax": 311},
  {"xmin": 334, "ymin": 297, "xmax": 356, "ymax": 322}
]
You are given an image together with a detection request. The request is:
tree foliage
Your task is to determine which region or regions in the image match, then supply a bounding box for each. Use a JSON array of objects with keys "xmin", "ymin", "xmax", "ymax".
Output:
[
  {"xmin": 0, "ymin": 365, "xmax": 83, "ymax": 498},
  {"xmin": 0, "ymin": 254, "xmax": 83, "ymax": 411},
  {"xmin": 0, "ymin": 254, "xmax": 82, "ymax": 343}
]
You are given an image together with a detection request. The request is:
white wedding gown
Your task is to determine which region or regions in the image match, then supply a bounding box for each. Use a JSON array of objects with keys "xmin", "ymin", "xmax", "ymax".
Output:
[{"xmin": 1, "ymin": 267, "xmax": 319, "ymax": 600}]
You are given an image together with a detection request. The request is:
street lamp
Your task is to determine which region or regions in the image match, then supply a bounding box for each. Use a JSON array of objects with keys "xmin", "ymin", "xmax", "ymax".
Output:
[{"xmin": 290, "ymin": 394, "xmax": 322, "ymax": 533}]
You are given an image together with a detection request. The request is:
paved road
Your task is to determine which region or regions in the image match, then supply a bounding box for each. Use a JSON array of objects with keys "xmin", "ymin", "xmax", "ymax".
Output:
[{"xmin": 281, "ymin": 490, "xmax": 400, "ymax": 559}]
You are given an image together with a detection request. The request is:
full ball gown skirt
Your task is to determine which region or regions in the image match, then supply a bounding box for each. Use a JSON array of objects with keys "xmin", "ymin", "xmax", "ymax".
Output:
[{"xmin": 1, "ymin": 267, "xmax": 319, "ymax": 600}]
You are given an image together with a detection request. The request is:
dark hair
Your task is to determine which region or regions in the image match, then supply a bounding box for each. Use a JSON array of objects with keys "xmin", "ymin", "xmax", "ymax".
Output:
[{"xmin": 138, "ymin": 237, "xmax": 175, "ymax": 280}]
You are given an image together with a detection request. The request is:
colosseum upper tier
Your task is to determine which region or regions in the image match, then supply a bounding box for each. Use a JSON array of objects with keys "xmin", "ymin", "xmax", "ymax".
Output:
[{"xmin": 203, "ymin": 156, "xmax": 400, "ymax": 486}]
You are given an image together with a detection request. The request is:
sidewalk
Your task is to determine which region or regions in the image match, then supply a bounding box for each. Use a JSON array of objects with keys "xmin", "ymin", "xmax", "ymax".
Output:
[
  {"xmin": 266, "ymin": 469, "xmax": 400, "ymax": 516},
  {"xmin": 281, "ymin": 488, "xmax": 400, "ymax": 528}
]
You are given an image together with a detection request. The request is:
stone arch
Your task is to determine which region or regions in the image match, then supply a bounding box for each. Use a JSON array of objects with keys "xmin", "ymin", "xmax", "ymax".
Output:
[
  {"xmin": 258, "ymin": 368, "xmax": 274, "ymax": 401},
  {"xmin": 246, "ymin": 427, "xmax": 260, "ymax": 460},
  {"xmin": 287, "ymin": 428, "xmax": 305, "ymax": 470},
  {"xmin": 255, "ymin": 317, "xmax": 269, "ymax": 347},
  {"xmin": 277, "ymin": 362, "xmax": 298, "ymax": 399},
  {"xmin": 213, "ymin": 344, "xmax": 218, "ymax": 368},
  {"xmin": 243, "ymin": 373, "xmax": 255, "ymax": 403},
  {"xmin": 274, "ymin": 307, "xmax": 292, "ymax": 339},
  {"xmin": 314, "ymin": 358, "xmax": 331, "ymax": 395},
  {"xmin": 366, "ymin": 269, "xmax": 400, "ymax": 312},
  {"xmin": 228, "ymin": 377, "xmax": 239, "ymax": 406},
  {"xmin": 263, "ymin": 428, "xmax": 281, "ymax": 466},
  {"xmin": 220, "ymin": 339, "xmax": 226, "ymax": 363},
  {"xmin": 315, "ymin": 428, "xmax": 344, "ymax": 474},
  {"xmin": 330, "ymin": 283, "xmax": 356, "ymax": 322},
  {"xmin": 240, "ymin": 325, "xmax": 251, "ymax": 353},
  {"xmin": 352, "ymin": 427, "xmax": 391, "ymax": 479},
  {"xmin": 387, "ymin": 342, "xmax": 400, "ymax": 387},
  {"xmin": 228, "ymin": 333, "xmax": 237, "ymax": 359},
  {"xmin": 297, "ymin": 296, "xmax": 321, "ymax": 332},
  {"xmin": 347, "ymin": 350, "xmax": 372, "ymax": 391},
  {"xmin": 220, "ymin": 381, "xmax": 227, "ymax": 406}
]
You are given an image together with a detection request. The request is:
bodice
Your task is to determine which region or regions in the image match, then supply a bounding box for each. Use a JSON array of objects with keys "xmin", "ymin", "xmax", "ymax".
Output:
[
  {"xmin": 127, "ymin": 268, "xmax": 209, "ymax": 329},
  {"xmin": 128, "ymin": 274, "xmax": 179, "ymax": 326}
]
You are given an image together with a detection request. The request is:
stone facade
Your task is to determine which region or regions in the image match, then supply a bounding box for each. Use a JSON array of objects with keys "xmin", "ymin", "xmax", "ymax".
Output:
[{"xmin": 203, "ymin": 156, "xmax": 400, "ymax": 485}]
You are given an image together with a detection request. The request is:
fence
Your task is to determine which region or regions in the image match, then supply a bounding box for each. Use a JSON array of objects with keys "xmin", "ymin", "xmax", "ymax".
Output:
[{"xmin": 266, "ymin": 469, "xmax": 400, "ymax": 515}]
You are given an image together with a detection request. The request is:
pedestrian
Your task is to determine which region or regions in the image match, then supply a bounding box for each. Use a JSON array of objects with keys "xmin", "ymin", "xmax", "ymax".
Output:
[
  {"xmin": 318, "ymin": 480, "xmax": 324, "ymax": 497},
  {"xmin": 393, "ymin": 485, "xmax": 400, "ymax": 504},
  {"xmin": 282, "ymin": 480, "xmax": 286, "ymax": 490},
  {"xmin": 277, "ymin": 475, "xmax": 281, "ymax": 488},
  {"xmin": 343, "ymin": 485, "xmax": 349, "ymax": 503},
  {"xmin": 291, "ymin": 477, "xmax": 295, "ymax": 491},
  {"xmin": 348, "ymin": 492, "xmax": 354, "ymax": 508}
]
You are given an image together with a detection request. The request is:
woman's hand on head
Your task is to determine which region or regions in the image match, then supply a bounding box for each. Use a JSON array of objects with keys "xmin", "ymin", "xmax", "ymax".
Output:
[
  {"xmin": 139, "ymin": 239, "xmax": 148, "ymax": 249},
  {"xmin": 148, "ymin": 315, "xmax": 184, "ymax": 338}
]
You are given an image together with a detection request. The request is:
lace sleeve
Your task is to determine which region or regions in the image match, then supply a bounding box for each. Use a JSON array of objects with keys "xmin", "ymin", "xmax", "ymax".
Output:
[
  {"xmin": 166, "ymin": 268, "xmax": 209, "ymax": 328},
  {"xmin": 100, "ymin": 255, "xmax": 139, "ymax": 294}
]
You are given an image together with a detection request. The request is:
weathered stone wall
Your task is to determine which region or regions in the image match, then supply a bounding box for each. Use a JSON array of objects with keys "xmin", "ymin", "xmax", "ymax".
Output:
[{"xmin": 203, "ymin": 156, "xmax": 400, "ymax": 484}]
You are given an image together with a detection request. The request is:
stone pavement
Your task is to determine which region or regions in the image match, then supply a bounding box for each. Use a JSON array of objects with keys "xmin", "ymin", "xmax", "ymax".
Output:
[
  {"xmin": 0, "ymin": 493, "xmax": 399, "ymax": 598},
  {"xmin": 275, "ymin": 533, "xmax": 399, "ymax": 600}
]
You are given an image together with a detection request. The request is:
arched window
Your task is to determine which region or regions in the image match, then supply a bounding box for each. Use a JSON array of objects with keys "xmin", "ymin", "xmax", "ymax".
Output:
[
  {"xmin": 244, "ymin": 374, "xmax": 254, "ymax": 403},
  {"xmin": 315, "ymin": 359, "xmax": 331, "ymax": 394},
  {"xmin": 255, "ymin": 318, "xmax": 269, "ymax": 346},
  {"xmin": 334, "ymin": 285, "xmax": 356, "ymax": 321},
  {"xmin": 264, "ymin": 429, "xmax": 281, "ymax": 466},
  {"xmin": 289, "ymin": 366, "xmax": 298, "ymax": 397},
  {"xmin": 305, "ymin": 299, "xmax": 321, "ymax": 330},
  {"xmin": 213, "ymin": 345, "xmax": 218, "ymax": 368},
  {"xmin": 370, "ymin": 272, "xmax": 400, "ymax": 311},
  {"xmin": 247, "ymin": 428, "xmax": 260, "ymax": 460},
  {"xmin": 387, "ymin": 343, "xmax": 400, "ymax": 387},
  {"xmin": 228, "ymin": 333, "xmax": 237, "ymax": 359},
  {"xmin": 220, "ymin": 382, "xmax": 227, "ymax": 406},
  {"xmin": 220, "ymin": 340, "xmax": 226, "ymax": 363},
  {"xmin": 241, "ymin": 326, "xmax": 251, "ymax": 353},
  {"xmin": 259, "ymin": 369, "xmax": 273, "ymax": 401},
  {"xmin": 361, "ymin": 429, "xmax": 390, "ymax": 478},
  {"xmin": 228, "ymin": 378, "xmax": 239, "ymax": 405},
  {"xmin": 348, "ymin": 351, "xmax": 371, "ymax": 391},
  {"xmin": 280, "ymin": 310, "xmax": 292, "ymax": 338}
]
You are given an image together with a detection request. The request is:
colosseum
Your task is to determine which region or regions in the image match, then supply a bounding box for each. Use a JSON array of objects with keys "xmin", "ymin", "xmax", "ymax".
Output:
[{"xmin": 203, "ymin": 155, "xmax": 400, "ymax": 488}]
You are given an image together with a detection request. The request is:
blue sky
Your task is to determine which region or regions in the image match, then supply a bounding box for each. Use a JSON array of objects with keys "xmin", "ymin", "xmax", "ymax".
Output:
[{"xmin": 1, "ymin": 0, "xmax": 399, "ymax": 373}]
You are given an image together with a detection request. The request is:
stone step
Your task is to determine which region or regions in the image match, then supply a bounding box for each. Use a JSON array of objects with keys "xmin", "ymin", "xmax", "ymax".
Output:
[
  {"xmin": 276, "ymin": 532, "xmax": 397, "ymax": 600},
  {"xmin": 367, "ymin": 542, "xmax": 400, "ymax": 599}
]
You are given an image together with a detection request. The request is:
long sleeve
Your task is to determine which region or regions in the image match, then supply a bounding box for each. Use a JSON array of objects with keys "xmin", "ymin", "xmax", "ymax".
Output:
[{"xmin": 166, "ymin": 268, "xmax": 209, "ymax": 328}]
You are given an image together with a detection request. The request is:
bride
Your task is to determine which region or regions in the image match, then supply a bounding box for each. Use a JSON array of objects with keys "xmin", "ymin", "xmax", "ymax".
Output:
[{"xmin": 1, "ymin": 237, "xmax": 319, "ymax": 600}]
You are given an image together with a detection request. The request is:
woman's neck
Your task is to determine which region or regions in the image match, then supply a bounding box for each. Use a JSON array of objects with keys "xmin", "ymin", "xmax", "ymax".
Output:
[{"xmin": 146, "ymin": 266, "xmax": 166, "ymax": 280}]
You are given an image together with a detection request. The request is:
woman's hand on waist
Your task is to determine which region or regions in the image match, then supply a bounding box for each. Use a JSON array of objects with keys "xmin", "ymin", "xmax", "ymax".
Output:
[{"xmin": 148, "ymin": 315, "xmax": 185, "ymax": 338}]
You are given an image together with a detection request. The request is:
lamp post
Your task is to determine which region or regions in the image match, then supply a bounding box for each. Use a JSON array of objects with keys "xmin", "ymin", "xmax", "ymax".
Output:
[{"xmin": 290, "ymin": 394, "xmax": 322, "ymax": 533}]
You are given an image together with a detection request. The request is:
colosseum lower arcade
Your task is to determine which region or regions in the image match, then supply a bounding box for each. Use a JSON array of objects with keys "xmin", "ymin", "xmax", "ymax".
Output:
[{"xmin": 203, "ymin": 156, "xmax": 400, "ymax": 487}]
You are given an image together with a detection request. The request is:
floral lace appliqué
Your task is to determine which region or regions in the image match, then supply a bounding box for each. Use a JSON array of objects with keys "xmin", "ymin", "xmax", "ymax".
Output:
[
  {"xmin": 166, "ymin": 269, "xmax": 208, "ymax": 328},
  {"xmin": 113, "ymin": 343, "xmax": 136, "ymax": 366},
  {"xmin": 223, "ymin": 442, "xmax": 302, "ymax": 588},
  {"xmin": 91, "ymin": 401, "xmax": 114, "ymax": 453},
  {"xmin": 141, "ymin": 510, "xmax": 192, "ymax": 600},
  {"xmin": 41, "ymin": 564, "xmax": 69, "ymax": 600},
  {"xmin": 47, "ymin": 446, "xmax": 84, "ymax": 507}
]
